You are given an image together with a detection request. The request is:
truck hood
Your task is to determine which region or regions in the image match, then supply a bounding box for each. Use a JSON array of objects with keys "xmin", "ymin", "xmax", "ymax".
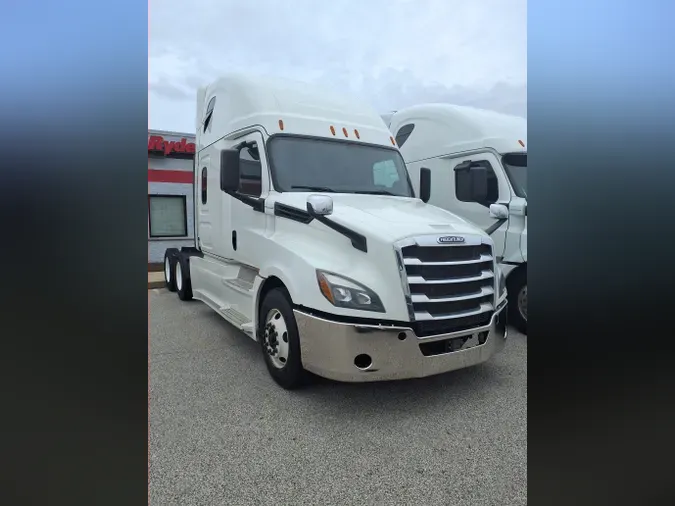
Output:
[{"xmin": 272, "ymin": 193, "xmax": 488, "ymax": 242}]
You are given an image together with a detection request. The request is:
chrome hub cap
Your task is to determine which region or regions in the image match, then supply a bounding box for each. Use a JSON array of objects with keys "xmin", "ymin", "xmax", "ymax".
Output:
[
  {"xmin": 263, "ymin": 309, "xmax": 289, "ymax": 369},
  {"xmin": 164, "ymin": 258, "xmax": 171, "ymax": 282},
  {"xmin": 518, "ymin": 285, "xmax": 527, "ymax": 321}
]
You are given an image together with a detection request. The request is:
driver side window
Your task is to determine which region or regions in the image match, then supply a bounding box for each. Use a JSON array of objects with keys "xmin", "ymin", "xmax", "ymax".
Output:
[{"xmin": 239, "ymin": 144, "xmax": 262, "ymax": 197}]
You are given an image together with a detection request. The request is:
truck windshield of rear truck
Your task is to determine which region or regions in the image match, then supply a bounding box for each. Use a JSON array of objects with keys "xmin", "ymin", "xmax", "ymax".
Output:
[
  {"xmin": 267, "ymin": 135, "xmax": 415, "ymax": 198},
  {"xmin": 502, "ymin": 152, "xmax": 527, "ymax": 198}
]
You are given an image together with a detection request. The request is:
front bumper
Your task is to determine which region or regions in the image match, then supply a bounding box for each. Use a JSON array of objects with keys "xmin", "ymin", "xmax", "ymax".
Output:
[{"xmin": 295, "ymin": 301, "xmax": 508, "ymax": 383}]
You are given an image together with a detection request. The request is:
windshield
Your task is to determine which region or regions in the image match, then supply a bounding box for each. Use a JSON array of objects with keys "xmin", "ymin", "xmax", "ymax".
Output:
[
  {"xmin": 267, "ymin": 136, "xmax": 415, "ymax": 197},
  {"xmin": 502, "ymin": 152, "xmax": 527, "ymax": 198}
]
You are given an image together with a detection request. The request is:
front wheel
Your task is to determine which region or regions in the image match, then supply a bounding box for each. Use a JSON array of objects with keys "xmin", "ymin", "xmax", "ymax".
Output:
[
  {"xmin": 507, "ymin": 268, "xmax": 527, "ymax": 334},
  {"xmin": 259, "ymin": 288, "xmax": 307, "ymax": 390}
]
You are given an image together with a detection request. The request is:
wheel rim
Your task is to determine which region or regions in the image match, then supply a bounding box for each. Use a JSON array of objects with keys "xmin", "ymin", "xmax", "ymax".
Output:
[
  {"xmin": 165, "ymin": 258, "xmax": 171, "ymax": 283},
  {"xmin": 517, "ymin": 284, "xmax": 527, "ymax": 321},
  {"xmin": 176, "ymin": 261, "xmax": 183, "ymax": 291},
  {"xmin": 263, "ymin": 309, "xmax": 289, "ymax": 369}
]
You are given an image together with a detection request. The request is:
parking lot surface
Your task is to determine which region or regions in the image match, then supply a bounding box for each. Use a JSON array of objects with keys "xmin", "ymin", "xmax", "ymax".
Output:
[{"xmin": 150, "ymin": 289, "xmax": 527, "ymax": 506}]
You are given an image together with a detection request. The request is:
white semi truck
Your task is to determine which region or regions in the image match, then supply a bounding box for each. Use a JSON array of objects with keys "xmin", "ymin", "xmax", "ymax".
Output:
[
  {"xmin": 163, "ymin": 74, "xmax": 508, "ymax": 389},
  {"xmin": 384, "ymin": 105, "xmax": 527, "ymax": 334}
]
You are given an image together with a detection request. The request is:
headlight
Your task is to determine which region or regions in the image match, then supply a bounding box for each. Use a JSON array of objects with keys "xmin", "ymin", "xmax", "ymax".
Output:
[
  {"xmin": 316, "ymin": 270, "xmax": 385, "ymax": 313},
  {"xmin": 498, "ymin": 267, "xmax": 507, "ymax": 297}
]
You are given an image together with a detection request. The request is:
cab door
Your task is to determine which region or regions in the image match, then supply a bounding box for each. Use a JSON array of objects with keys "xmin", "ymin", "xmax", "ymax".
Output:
[
  {"xmin": 228, "ymin": 131, "xmax": 271, "ymax": 269},
  {"xmin": 196, "ymin": 152, "xmax": 215, "ymax": 253},
  {"xmin": 422, "ymin": 152, "xmax": 511, "ymax": 259},
  {"xmin": 450, "ymin": 153, "xmax": 511, "ymax": 259}
]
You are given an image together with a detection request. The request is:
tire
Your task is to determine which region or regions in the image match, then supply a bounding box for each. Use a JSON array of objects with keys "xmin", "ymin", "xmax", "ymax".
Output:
[
  {"xmin": 163, "ymin": 249, "xmax": 178, "ymax": 292},
  {"xmin": 507, "ymin": 268, "xmax": 527, "ymax": 334},
  {"xmin": 175, "ymin": 255, "xmax": 193, "ymax": 301},
  {"xmin": 259, "ymin": 288, "xmax": 307, "ymax": 390}
]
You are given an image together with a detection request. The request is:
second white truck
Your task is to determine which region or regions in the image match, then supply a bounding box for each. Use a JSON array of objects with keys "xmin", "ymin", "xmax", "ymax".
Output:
[
  {"xmin": 384, "ymin": 105, "xmax": 527, "ymax": 334},
  {"xmin": 163, "ymin": 74, "xmax": 508, "ymax": 389}
]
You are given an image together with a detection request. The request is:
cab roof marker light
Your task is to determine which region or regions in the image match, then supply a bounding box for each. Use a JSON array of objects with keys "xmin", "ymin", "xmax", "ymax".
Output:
[
  {"xmin": 518, "ymin": 139, "xmax": 525, "ymax": 147},
  {"xmin": 342, "ymin": 127, "xmax": 349, "ymax": 137},
  {"xmin": 354, "ymin": 129, "xmax": 360, "ymax": 139},
  {"xmin": 278, "ymin": 119, "xmax": 284, "ymax": 130},
  {"xmin": 390, "ymin": 136, "xmax": 396, "ymax": 146},
  {"xmin": 330, "ymin": 125, "xmax": 336, "ymax": 136}
]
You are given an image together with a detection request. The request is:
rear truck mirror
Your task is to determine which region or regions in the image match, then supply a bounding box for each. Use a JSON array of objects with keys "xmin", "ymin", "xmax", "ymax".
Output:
[
  {"xmin": 220, "ymin": 149, "xmax": 240, "ymax": 192},
  {"xmin": 489, "ymin": 203, "xmax": 509, "ymax": 220},
  {"xmin": 419, "ymin": 167, "xmax": 431, "ymax": 203},
  {"xmin": 306, "ymin": 194, "xmax": 334, "ymax": 216}
]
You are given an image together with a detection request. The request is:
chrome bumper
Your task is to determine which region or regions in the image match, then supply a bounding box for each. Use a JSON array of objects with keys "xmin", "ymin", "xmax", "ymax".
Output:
[{"xmin": 295, "ymin": 302, "xmax": 508, "ymax": 383}]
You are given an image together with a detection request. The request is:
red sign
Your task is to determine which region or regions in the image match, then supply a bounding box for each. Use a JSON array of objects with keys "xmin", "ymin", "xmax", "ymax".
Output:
[
  {"xmin": 148, "ymin": 169, "xmax": 193, "ymax": 184},
  {"xmin": 148, "ymin": 135, "xmax": 195, "ymax": 156}
]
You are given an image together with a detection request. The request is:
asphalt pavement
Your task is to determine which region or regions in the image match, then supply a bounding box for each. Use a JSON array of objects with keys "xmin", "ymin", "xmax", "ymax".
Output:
[{"xmin": 149, "ymin": 288, "xmax": 527, "ymax": 506}]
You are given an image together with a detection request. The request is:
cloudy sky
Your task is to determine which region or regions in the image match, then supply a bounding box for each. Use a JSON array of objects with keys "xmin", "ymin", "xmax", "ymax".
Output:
[{"xmin": 149, "ymin": 0, "xmax": 526, "ymax": 133}]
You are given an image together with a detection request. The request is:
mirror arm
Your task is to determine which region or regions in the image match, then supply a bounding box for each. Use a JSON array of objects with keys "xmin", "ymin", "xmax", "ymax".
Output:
[{"xmin": 454, "ymin": 160, "xmax": 473, "ymax": 172}]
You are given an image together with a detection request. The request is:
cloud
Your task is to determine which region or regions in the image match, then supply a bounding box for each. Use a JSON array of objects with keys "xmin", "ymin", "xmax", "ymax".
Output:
[
  {"xmin": 150, "ymin": 78, "xmax": 192, "ymax": 101},
  {"xmin": 149, "ymin": 0, "xmax": 526, "ymax": 132}
]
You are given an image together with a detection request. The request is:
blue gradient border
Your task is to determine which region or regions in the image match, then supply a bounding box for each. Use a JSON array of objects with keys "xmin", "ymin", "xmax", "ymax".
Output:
[
  {"xmin": 1, "ymin": 1, "xmax": 675, "ymax": 505},
  {"xmin": 529, "ymin": 2, "xmax": 675, "ymax": 506},
  {"xmin": 0, "ymin": 2, "xmax": 149, "ymax": 505}
]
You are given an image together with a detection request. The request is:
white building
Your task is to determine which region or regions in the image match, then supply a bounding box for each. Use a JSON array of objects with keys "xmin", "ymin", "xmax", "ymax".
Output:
[{"xmin": 147, "ymin": 129, "xmax": 195, "ymax": 264}]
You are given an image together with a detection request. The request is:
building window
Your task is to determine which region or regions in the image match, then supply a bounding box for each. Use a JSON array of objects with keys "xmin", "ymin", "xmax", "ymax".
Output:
[
  {"xmin": 395, "ymin": 123, "xmax": 415, "ymax": 148},
  {"xmin": 148, "ymin": 195, "xmax": 188, "ymax": 238},
  {"xmin": 201, "ymin": 167, "xmax": 208, "ymax": 204}
]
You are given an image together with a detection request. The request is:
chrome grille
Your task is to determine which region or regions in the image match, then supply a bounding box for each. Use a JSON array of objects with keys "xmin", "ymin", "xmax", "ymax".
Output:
[{"xmin": 396, "ymin": 235, "xmax": 496, "ymax": 335}]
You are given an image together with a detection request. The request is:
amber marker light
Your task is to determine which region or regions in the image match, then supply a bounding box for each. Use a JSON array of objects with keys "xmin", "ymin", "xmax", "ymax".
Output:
[{"xmin": 317, "ymin": 272, "xmax": 334, "ymax": 303}]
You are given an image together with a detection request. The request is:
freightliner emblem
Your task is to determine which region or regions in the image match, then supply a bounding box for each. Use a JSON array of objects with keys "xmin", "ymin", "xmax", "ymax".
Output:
[{"xmin": 437, "ymin": 235, "xmax": 465, "ymax": 244}]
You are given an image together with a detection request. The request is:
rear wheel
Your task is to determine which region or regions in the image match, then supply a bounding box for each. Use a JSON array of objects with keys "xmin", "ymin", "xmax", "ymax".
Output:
[
  {"xmin": 507, "ymin": 268, "xmax": 527, "ymax": 334},
  {"xmin": 175, "ymin": 255, "xmax": 193, "ymax": 301},
  {"xmin": 259, "ymin": 288, "xmax": 307, "ymax": 389},
  {"xmin": 163, "ymin": 250, "xmax": 177, "ymax": 292}
]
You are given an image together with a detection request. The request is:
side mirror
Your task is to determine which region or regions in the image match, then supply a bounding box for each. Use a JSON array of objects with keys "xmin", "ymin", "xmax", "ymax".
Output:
[
  {"xmin": 220, "ymin": 149, "xmax": 240, "ymax": 192},
  {"xmin": 306, "ymin": 194, "xmax": 334, "ymax": 217},
  {"xmin": 489, "ymin": 203, "xmax": 509, "ymax": 220},
  {"xmin": 456, "ymin": 163, "xmax": 489, "ymax": 203},
  {"xmin": 419, "ymin": 167, "xmax": 431, "ymax": 203},
  {"xmin": 468, "ymin": 166, "xmax": 488, "ymax": 202}
]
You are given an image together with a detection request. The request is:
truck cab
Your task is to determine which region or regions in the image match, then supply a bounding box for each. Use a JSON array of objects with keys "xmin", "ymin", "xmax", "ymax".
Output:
[
  {"xmin": 385, "ymin": 104, "xmax": 527, "ymax": 334},
  {"xmin": 163, "ymin": 74, "xmax": 508, "ymax": 389}
]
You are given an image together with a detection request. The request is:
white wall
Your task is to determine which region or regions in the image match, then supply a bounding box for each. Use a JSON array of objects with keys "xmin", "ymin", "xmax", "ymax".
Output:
[{"xmin": 147, "ymin": 129, "xmax": 196, "ymax": 264}]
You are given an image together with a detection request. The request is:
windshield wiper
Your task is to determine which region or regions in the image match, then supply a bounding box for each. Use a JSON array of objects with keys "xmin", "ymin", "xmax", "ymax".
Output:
[
  {"xmin": 291, "ymin": 186, "xmax": 402, "ymax": 196},
  {"xmin": 353, "ymin": 190, "xmax": 398, "ymax": 196},
  {"xmin": 291, "ymin": 185, "xmax": 336, "ymax": 193}
]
